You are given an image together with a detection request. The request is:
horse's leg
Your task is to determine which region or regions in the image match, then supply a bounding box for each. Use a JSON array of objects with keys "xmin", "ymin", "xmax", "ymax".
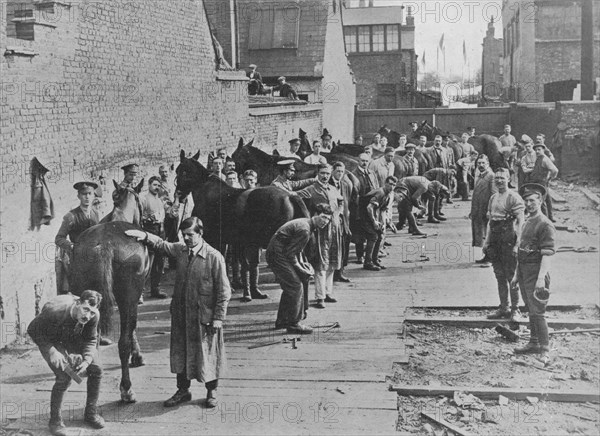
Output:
[{"xmin": 117, "ymin": 302, "xmax": 136, "ymax": 403}]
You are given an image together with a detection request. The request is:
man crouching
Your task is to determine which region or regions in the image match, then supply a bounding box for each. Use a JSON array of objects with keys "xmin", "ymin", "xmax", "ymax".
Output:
[{"xmin": 27, "ymin": 290, "xmax": 104, "ymax": 436}]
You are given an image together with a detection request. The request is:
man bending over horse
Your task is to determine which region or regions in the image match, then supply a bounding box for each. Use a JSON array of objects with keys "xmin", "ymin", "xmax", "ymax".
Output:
[{"xmin": 28, "ymin": 290, "xmax": 105, "ymax": 436}]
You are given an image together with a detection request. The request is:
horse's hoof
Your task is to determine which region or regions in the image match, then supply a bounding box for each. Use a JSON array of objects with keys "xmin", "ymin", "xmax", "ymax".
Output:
[
  {"xmin": 120, "ymin": 387, "xmax": 137, "ymax": 403},
  {"xmin": 129, "ymin": 355, "xmax": 146, "ymax": 368}
]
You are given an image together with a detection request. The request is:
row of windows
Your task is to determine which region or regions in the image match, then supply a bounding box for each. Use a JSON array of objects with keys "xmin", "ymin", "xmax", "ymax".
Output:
[
  {"xmin": 344, "ymin": 25, "xmax": 399, "ymax": 53},
  {"xmin": 503, "ymin": 9, "xmax": 520, "ymax": 57}
]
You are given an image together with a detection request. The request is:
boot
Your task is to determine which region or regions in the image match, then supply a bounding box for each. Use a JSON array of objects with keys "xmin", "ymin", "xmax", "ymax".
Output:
[
  {"xmin": 249, "ymin": 266, "xmax": 268, "ymax": 299},
  {"xmin": 164, "ymin": 389, "xmax": 192, "ymax": 407},
  {"xmin": 427, "ymin": 215, "xmax": 440, "ymax": 224},
  {"xmin": 84, "ymin": 370, "xmax": 105, "ymax": 428},
  {"xmin": 333, "ymin": 269, "xmax": 350, "ymax": 283},
  {"xmin": 231, "ymin": 259, "xmax": 243, "ymax": 290},
  {"xmin": 434, "ymin": 214, "xmax": 447, "ymax": 221},
  {"xmin": 49, "ymin": 388, "xmax": 67, "ymax": 436},
  {"xmin": 515, "ymin": 320, "xmax": 539, "ymax": 354},
  {"xmin": 487, "ymin": 307, "xmax": 510, "ymax": 319},
  {"xmin": 240, "ymin": 269, "xmax": 251, "ymax": 302}
]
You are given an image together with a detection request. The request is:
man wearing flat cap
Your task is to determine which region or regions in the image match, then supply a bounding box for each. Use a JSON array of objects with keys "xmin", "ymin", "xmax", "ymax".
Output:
[
  {"xmin": 320, "ymin": 128, "xmax": 333, "ymax": 152},
  {"xmin": 517, "ymin": 135, "xmax": 536, "ymax": 188},
  {"xmin": 247, "ymin": 64, "xmax": 266, "ymax": 96},
  {"xmin": 274, "ymin": 76, "xmax": 298, "ymax": 100},
  {"xmin": 512, "ymin": 183, "xmax": 555, "ymax": 361},
  {"xmin": 281, "ymin": 138, "xmax": 303, "ymax": 159},
  {"xmin": 271, "ymin": 160, "xmax": 315, "ymax": 192},
  {"xmin": 55, "ymin": 182, "xmax": 101, "ymax": 295},
  {"xmin": 522, "ymin": 140, "xmax": 559, "ymax": 221}
]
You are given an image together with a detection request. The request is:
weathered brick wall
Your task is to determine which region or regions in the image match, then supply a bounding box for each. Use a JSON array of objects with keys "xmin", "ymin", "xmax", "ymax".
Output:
[
  {"xmin": 349, "ymin": 50, "xmax": 415, "ymax": 109},
  {"xmin": 557, "ymin": 101, "xmax": 600, "ymax": 178},
  {"xmin": 0, "ymin": 0, "xmax": 323, "ymax": 348}
]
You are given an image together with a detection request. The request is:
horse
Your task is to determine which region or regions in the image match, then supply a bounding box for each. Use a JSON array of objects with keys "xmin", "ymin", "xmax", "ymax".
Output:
[
  {"xmin": 176, "ymin": 150, "xmax": 311, "ymax": 250},
  {"xmin": 298, "ymin": 129, "xmax": 312, "ymax": 160},
  {"xmin": 69, "ymin": 182, "xmax": 150, "ymax": 403},
  {"xmin": 415, "ymin": 120, "xmax": 449, "ymax": 141},
  {"xmin": 469, "ymin": 134, "xmax": 510, "ymax": 171}
]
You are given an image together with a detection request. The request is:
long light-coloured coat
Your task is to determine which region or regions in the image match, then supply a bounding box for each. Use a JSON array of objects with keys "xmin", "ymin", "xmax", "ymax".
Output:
[{"xmin": 149, "ymin": 236, "xmax": 231, "ymax": 382}]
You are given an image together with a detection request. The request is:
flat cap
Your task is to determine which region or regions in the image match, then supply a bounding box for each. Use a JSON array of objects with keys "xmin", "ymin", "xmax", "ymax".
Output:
[
  {"xmin": 404, "ymin": 143, "xmax": 416, "ymax": 149},
  {"xmin": 521, "ymin": 134, "xmax": 533, "ymax": 143},
  {"xmin": 288, "ymin": 138, "xmax": 300, "ymax": 144}
]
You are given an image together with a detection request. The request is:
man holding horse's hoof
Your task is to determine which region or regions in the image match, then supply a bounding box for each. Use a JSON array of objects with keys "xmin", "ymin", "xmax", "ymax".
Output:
[
  {"xmin": 27, "ymin": 290, "xmax": 105, "ymax": 436},
  {"xmin": 266, "ymin": 204, "xmax": 333, "ymax": 335},
  {"xmin": 125, "ymin": 217, "xmax": 231, "ymax": 410}
]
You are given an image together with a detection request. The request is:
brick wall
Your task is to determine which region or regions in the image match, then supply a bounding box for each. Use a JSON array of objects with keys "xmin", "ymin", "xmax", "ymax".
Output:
[
  {"xmin": 0, "ymin": 0, "xmax": 323, "ymax": 348},
  {"xmin": 557, "ymin": 101, "xmax": 600, "ymax": 178},
  {"xmin": 350, "ymin": 50, "xmax": 416, "ymax": 109}
]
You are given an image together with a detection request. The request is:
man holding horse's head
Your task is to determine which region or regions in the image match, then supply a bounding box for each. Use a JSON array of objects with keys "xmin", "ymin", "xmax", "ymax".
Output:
[
  {"xmin": 125, "ymin": 216, "xmax": 231, "ymax": 409},
  {"xmin": 55, "ymin": 181, "xmax": 101, "ymax": 295},
  {"xmin": 119, "ymin": 163, "xmax": 139, "ymax": 188},
  {"xmin": 28, "ymin": 289, "xmax": 105, "ymax": 435},
  {"xmin": 271, "ymin": 160, "xmax": 314, "ymax": 192},
  {"xmin": 210, "ymin": 158, "xmax": 226, "ymax": 181}
]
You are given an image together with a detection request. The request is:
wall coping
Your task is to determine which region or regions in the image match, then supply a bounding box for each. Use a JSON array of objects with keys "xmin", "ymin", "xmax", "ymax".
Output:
[
  {"xmin": 216, "ymin": 70, "xmax": 248, "ymax": 81},
  {"xmin": 249, "ymin": 102, "xmax": 323, "ymax": 116}
]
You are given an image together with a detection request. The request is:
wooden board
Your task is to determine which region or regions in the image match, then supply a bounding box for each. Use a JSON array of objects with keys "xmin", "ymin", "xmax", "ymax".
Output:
[
  {"xmin": 404, "ymin": 316, "xmax": 600, "ymax": 330},
  {"xmin": 391, "ymin": 385, "xmax": 600, "ymax": 403}
]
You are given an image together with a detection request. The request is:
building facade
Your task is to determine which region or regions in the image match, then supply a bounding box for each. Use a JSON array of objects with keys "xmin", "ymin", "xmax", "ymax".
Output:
[
  {"xmin": 206, "ymin": 0, "xmax": 356, "ymax": 144},
  {"xmin": 343, "ymin": 2, "xmax": 418, "ymax": 109},
  {"xmin": 502, "ymin": 0, "xmax": 600, "ymax": 102},
  {"xmin": 481, "ymin": 18, "xmax": 504, "ymax": 99}
]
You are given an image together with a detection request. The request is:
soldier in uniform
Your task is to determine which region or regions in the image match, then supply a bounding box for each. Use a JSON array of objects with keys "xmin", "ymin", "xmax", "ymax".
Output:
[
  {"xmin": 512, "ymin": 183, "xmax": 556, "ymax": 361},
  {"xmin": 28, "ymin": 290, "xmax": 105, "ymax": 436},
  {"xmin": 118, "ymin": 163, "xmax": 139, "ymax": 189},
  {"xmin": 55, "ymin": 182, "xmax": 101, "ymax": 295},
  {"xmin": 270, "ymin": 160, "xmax": 315, "ymax": 192}
]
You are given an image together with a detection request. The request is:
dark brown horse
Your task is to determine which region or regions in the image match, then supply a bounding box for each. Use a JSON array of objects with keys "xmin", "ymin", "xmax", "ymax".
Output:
[
  {"xmin": 469, "ymin": 134, "xmax": 510, "ymax": 171},
  {"xmin": 176, "ymin": 150, "xmax": 310, "ymax": 250},
  {"xmin": 70, "ymin": 181, "xmax": 150, "ymax": 403}
]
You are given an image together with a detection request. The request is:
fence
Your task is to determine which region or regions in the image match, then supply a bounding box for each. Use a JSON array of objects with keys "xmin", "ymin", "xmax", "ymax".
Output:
[{"xmin": 356, "ymin": 106, "xmax": 511, "ymax": 137}]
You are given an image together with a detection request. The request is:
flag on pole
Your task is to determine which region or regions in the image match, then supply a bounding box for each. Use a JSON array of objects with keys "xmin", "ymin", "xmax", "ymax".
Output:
[
  {"xmin": 463, "ymin": 40, "xmax": 467, "ymax": 63},
  {"xmin": 438, "ymin": 33, "xmax": 445, "ymax": 52},
  {"xmin": 422, "ymin": 49, "xmax": 426, "ymax": 67}
]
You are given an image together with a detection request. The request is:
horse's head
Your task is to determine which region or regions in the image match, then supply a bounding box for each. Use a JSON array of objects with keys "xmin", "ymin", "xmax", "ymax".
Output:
[
  {"xmin": 176, "ymin": 149, "xmax": 209, "ymax": 199},
  {"xmin": 231, "ymin": 137, "xmax": 255, "ymax": 173},
  {"xmin": 111, "ymin": 179, "xmax": 144, "ymax": 226},
  {"xmin": 378, "ymin": 125, "xmax": 391, "ymax": 135}
]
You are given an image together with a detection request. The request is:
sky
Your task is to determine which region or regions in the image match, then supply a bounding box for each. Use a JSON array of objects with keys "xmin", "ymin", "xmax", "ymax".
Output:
[{"xmin": 348, "ymin": 0, "xmax": 504, "ymax": 81}]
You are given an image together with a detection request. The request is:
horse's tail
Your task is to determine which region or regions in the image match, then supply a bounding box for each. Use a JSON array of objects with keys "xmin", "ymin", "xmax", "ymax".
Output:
[
  {"xmin": 289, "ymin": 193, "xmax": 310, "ymax": 218},
  {"xmin": 97, "ymin": 244, "xmax": 116, "ymax": 335}
]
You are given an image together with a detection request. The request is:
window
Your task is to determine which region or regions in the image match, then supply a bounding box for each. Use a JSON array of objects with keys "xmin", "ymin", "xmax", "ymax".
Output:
[
  {"xmin": 358, "ymin": 26, "xmax": 370, "ymax": 52},
  {"xmin": 344, "ymin": 26, "xmax": 357, "ymax": 53},
  {"xmin": 344, "ymin": 24, "xmax": 401, "ymax": 53},
  {"xmin": 372, "ymin": 25, "xmax": 385, "ymax": 52},
  {"xmin": 386, "ymin": 25, "xmax": 399, "ymax": 51},
  {"xmin": 6, "ymin": 1, "xmax": 34, "ymax": 41},
  {"xmin": 248, "ymin": 6, "xmax": 300, "ymax": 50}
]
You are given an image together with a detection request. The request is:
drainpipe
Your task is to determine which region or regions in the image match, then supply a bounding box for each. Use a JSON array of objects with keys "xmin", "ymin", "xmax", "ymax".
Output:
[
  {"xmin": 581, "ymin": 0, "xmax": 593, "ymax": 100},
  {"xmin": 230, "ymin": 0, "xmax": 237, "ymax": 68}
]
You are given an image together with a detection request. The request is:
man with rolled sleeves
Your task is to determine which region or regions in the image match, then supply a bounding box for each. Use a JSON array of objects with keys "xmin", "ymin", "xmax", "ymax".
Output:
[
  {"xmin": 512, "ymin": 183, "xmax": 556, "ymax": 360},
  {"xmin": 267, "ymin": 205, "xmax": 333, "ymax": 334},
  {"xmin": 360, "ymin": 176, "xmax": 398, "ymax": 271},
  {"xmin": 271, "ymin": 160, "xmax": 315, "ymax": 192},
  {"xmin": 28, "ymin": 290, "xmax": 105, "ymax": 436},
  {"xmin": 470, "ymin": 154, "xmax": 497, "ymax": 264},
  {"xmin": 526, "ymin": 141, "xmax": 559, "ymax": 222},
  {"xmin": 483, "ymin": 168, "xmax": 525, "ymax": 321}
]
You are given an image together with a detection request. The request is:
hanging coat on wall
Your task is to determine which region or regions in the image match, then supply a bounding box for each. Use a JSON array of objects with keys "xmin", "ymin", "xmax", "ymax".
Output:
[{"xmin": 29, "ymin": 157, "xmax": 54, "ymax": 231}]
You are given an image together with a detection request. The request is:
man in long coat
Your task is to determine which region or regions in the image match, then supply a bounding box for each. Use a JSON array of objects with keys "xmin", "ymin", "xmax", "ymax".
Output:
[
  {"xmin": 297, "ymin": 164, "xmax": 343, "ymax": 308},
  {"xmin": 126, "ymin": 217, "xmax": 231, "ymax": 409},
  {"xmin": 352, "ymin": 153, "xmax": 380, "ymax": 263},
  {"xmin": 330, "ymin": 162, "xmax": 357, "ymax": 283},
  {"xmin": 470, "ymin": 155, "xmax": 497, "ymax": 264}
]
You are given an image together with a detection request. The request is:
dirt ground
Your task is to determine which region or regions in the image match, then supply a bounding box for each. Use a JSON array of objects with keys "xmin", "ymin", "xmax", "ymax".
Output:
[{"xmin": 391, "ymin": 179, "xmax": 600, "ymax": 436}]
